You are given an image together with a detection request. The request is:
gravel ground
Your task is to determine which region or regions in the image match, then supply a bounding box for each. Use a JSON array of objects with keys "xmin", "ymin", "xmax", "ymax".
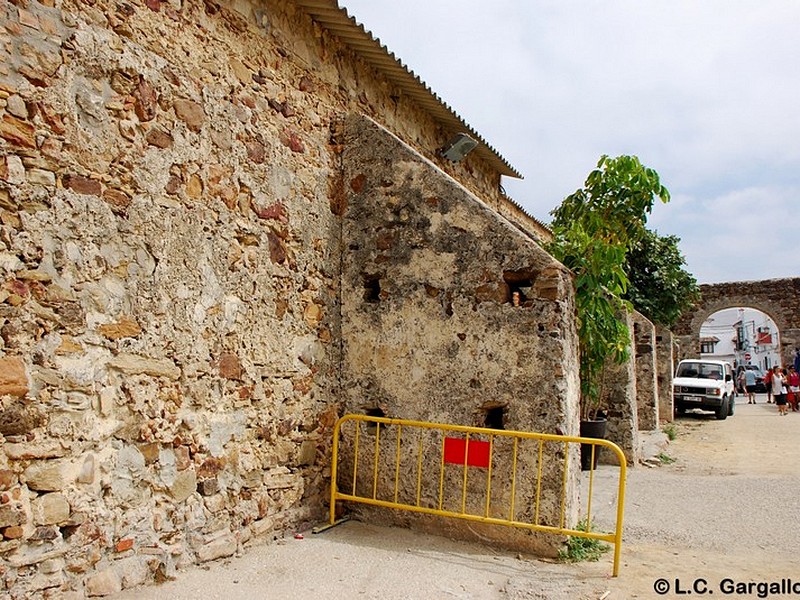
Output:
[{"xmin": 111, "ymin": 393, "xmax": 798, "ymax": 600}]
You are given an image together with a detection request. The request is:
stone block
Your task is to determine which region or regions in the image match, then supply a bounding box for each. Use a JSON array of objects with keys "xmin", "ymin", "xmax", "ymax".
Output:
[
  {"xmin": 169, "ymin": 469, "xmax": 196, "ymax": 503},
  {"xmin": 77, "ymin": 454, "xmax": 95, "ymax": 484},
  {"xmin": 249, "ymin": 516, "xmax": 274, "ymax": 539},
  {"xmin": 116, "ymin": 555, "xmax": 149, "ymax": 589},
  {"xmin": 138, "ymin": 443, "xmax": 160, "ymax": 465},
  {"xmin": 107, "ymin": 354, "xmax": 180, "ymax": 379},
  {"xmin": 7, "ymin": 542, "xmax": 66, "ymax": 567},
  {"xmin": 30, "ymin": 525, "xmax": 58, "ymax": 541},
  {"xmin": 0, "ymin": 114, "xmax": 36, "ymax": 148},
  {"xmin": 23, "ymin": 459, "xmax": 73, "ymax": 491},
  {"xmin": 31, "ymin": 492, "xmax": 70, "ymax": 525},
  {"xmin": 0, "ymin": 356, "xmax": 28, "ymax": 397},
  {"xmin": 196, "ymin": 457, "xmax": 225, "ymax": 479},
  {"xmin": 5, "ymin": 441, "xmax": 66, "ymax": 460},
  {"xmin": 296, "ymin": 440, "xmax": 316, "ymax": 466},
  {"xmin": 264, "ymin": 468, "xmax": 296, "ymax": 490},
  {"xmin": 0, "ymin": 504, "xmax": 26, "ymax": 528},
  {"xmin": 203, "ymin": 493, "xmax": 226, "ymax": 513},
  {"xmin": 134, "ymin": 79, "xmax": 157, "ymax": 121},
  {"xmin": 85, "ymin": 568, "xmax": 122, "ymax": 597},
  {"xmin": 6, "ymin": 95, "xmax": 28, "ymax": 119},
  {"xmin": 174, "ymin": 445, "xmax": 191, "ymax": 471},
  {"xmin": 27, "ymin": 168, "xmax": 56, "ymax": 187},
  {"xmin": 173, "ymin": 99, "xmax": 204, "ymax": 131},
  {"xmin": 196, "ymin": 478, "xmax": 219, "ymax": 496},
  {"xmin": 0, "ymin": 469, "xmax": 16, "ymax": 490},
  {"xmin": 102, "ymin": 188, "xmax": 132, "ymax": 212},
  {"xmin": 303, "ymin": 302, "xmax": 322, "ymax": 328},
  {"xmin": 0, "ymin": 404, "xmax": 45, "ymax": 437},
  {"xmin": 25, "ymin": 571, "xmax": 65, "ymax": 594},
  {"xmin": 39, "ymin": 556, "xmax": 65, "ymax": 574},
  {"xmin": 186, "ymin": 174, "xmax": 203, "ymax": 199},
  {"xmin": 144, "ymin": 127, "xmax": 173, "ymax": 148},
  {"xmin": 229, "ymin": 58, "xmax": 252, "ymax": 84},
  {"xmin": 98, "ymin": 387, "xmax": 115, "ymax": 417},
  {"xmin": 195, "ymin": 532, "xmax": 236, "ymax": 562},
  {"xmin": 218, "ymin": 352, "xmax": 242, "ymax": 380},
  {"xmin": 97, "ymin": 316, "xmax": 141, "ymax": 340},
  {"xmin": 3, "ymin": 525, "xmax": 24, "ymax": 539},
  {"xmin": 62, "ymin": 174, "xmax": 101, "ymax": 196}
]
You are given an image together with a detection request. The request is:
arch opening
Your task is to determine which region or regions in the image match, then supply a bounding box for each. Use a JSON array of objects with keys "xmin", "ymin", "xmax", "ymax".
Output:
[{"xmin": 699, "ymin": 307, "xmax": 780, "ymax": 372}]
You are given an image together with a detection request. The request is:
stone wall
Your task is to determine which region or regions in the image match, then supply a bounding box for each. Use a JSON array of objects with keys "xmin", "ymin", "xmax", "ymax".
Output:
[
  {"xmin": 633, "ymin": 312, "xmax": 658, "ymax": 431},
  {"xmin": 655, "ymin": 325, "xmax": 674, "ymax": 423},
  {"xmin": 673, "ymin": 278, "xmax": 800, "ymax": 366},
  {"xmin": 1, "ymin": 0, "xmax": 357, "ymax": 595},
  {"xmin": 599, "ymin": 312, "xmax": 640, "ymax": 466},
  {"xmin": 0, "ymin": 0, "xmax": 580, "ymax": 595},
  {"xmin": 338, "ymin": 115, "xmax": 580, "ymax": 556}
]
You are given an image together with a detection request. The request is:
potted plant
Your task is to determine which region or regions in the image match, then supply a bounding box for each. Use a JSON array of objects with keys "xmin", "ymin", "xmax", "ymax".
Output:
[{"xmin": 548, "ymin": 155, "xmax": 670, "ymax": 469}]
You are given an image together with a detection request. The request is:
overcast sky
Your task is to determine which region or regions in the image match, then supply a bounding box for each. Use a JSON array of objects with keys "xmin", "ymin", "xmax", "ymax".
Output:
[{"xmin": 339, "ymin": 1, "xmax": 800, "ymax": 284}]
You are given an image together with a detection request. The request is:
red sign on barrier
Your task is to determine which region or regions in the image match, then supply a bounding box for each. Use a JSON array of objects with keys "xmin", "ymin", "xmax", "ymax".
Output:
[{"xmin": 443, "ymin": 437, "xmax": 490, "ymax": 468}]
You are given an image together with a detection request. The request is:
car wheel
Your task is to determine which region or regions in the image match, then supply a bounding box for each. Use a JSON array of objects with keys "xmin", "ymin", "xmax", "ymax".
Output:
[
  {"xmin": 728, "ymin": 396, "xmax": 735, "ymax": 416},
  {"xmin": 716, "ymin": 397, "xmax": 729, "ymax": 420}
]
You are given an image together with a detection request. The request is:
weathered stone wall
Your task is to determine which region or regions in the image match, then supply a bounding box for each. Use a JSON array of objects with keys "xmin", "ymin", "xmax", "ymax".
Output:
[
  {"xmin": 599, "ymin": 312, "xmax": 640, "ymax": 466},
  {"xmin": 1, "ymin": 0, "xmax": 362, "ymax": 595},
  {"xmin": 633, "ymin": 312, "xmax": 658, "ymax": 431},
  {"xmin": 673, "ymin": 278, "xmax": 800, "ymax": 366},
  {"xmin": 339, "ymin": 115, "xmax": 580, "ymax": 556},
  {"xmin": 655, "ymin": 325, "xmax": 675, "ymax": 423},
  {"xmin": 0, "ymin": 0, "xmax": 579, "ymax": 595}
]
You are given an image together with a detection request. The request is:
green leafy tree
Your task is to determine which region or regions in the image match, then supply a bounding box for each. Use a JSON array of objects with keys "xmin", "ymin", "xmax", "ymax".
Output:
[
  {"xmin": 548, "ymin": 155, "xmax": 670, "ymax": 420},
  {"xmin": 623, "ymin": 229, "xmax": 700, "ymax": 328}
]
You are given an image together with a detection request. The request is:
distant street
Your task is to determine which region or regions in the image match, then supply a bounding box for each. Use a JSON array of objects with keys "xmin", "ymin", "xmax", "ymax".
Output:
[{"xmin": 592, "ymin": 392, "xmax": 800, "ymax": 598}]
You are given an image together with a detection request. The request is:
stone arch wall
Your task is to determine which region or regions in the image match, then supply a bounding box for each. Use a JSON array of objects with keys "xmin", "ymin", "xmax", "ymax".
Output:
[{"xmin": 672, "ymin": 278, "xmax": 800, "ymax": 365}]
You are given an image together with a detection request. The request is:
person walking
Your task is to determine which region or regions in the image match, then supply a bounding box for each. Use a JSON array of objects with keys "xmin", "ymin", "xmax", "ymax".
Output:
[
  {"xmin": 771, "ymin": 366, "xmax": 788, "ymax": 415},
  {"xmin": 794, "ymin": 348, "xmax": 800, "ymax": 374},
  {"xmin": 741, "ymin": 368, "xmax": 758, "ymax": 404},
  {"xmin": 788, "ymin": 366, "xmax": 800, "ymax": 412},
  {"xmin": 764, "ymin": 366, "xmax": 774, "ymax": 403}
]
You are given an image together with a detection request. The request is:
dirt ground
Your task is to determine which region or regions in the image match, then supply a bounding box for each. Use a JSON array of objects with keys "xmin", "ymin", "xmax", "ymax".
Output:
[{"xmin": 111, "ymin": 393, "xmax": 800, "ymax": 599}]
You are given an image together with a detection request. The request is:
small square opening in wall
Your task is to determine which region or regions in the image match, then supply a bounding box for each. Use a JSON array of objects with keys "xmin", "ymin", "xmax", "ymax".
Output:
[
  {"xmin": 364, "ymin": 407, "xmax": 386, "ymax": 434},
  {"xmin": 479, "ymin": 402, "xmax": 507, "ymax": 430},
  {"xmin": 363, "ymin": 274, "xmax": 381, "ymax": 303},
  {"xmin": 503, "ymin": 269, "xmax": 536, "ymax": 307}
]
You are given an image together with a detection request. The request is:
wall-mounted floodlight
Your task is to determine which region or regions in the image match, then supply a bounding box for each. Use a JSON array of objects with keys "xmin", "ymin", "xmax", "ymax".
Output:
[{"xmin": 439, "ymin": 133, "xmax": 478, "ymax": 162}]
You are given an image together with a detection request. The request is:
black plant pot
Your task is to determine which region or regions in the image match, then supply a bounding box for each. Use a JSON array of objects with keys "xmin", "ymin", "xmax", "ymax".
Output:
[{"xmin": 579, "ymin": 418, "xmax": 608, "ymax": 471}]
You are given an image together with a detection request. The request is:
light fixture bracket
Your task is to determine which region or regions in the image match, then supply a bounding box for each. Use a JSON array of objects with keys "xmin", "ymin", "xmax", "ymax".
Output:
[{"xmin": 439, "ymin": 133, "xmax": 478, "ymax": 162}]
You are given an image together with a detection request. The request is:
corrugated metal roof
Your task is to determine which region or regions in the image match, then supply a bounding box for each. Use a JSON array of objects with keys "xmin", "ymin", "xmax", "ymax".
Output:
[{"xmin": 294, "ymin": 0, "xmax": 522, "ymax": 179}]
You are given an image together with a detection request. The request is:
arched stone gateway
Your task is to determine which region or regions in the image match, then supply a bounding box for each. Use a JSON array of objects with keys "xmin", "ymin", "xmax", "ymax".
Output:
[{"xmin": 672, "ymin": 278, "xmax": 800, "ymax": 366}]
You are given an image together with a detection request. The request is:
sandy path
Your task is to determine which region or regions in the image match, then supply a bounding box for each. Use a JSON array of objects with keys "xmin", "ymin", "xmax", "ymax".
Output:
[
  {"xmin": 595, "ymin": 394, "xmax": 800, "ymax": 598},
  {"xmin": 111, "ymin": 393, "xmax": 798, "ymax": 599}
]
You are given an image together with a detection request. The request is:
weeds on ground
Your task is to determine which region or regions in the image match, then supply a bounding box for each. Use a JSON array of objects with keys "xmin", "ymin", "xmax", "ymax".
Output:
[
  {"xmin": 558, "ymin": 518, "xmax": 610, "ymax": 563},
  {"xmin": 656, "ymin": 452, "xmax": 676, "ymax": 464},
  {"xmin": 662, "ymin": 422, "xmax": 678, "ymax": 441}
]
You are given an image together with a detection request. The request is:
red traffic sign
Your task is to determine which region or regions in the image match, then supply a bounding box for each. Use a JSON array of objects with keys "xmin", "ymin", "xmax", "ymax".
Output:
[{"xmin": 744, "ymin": 352, "xmax": 752, "ymax": 361}]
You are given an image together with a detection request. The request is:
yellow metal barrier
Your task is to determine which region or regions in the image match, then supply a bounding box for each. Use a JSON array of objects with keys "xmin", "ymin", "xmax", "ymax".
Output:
[{"xmin": 329, "ymin": 414, "xmax": 627, "ymax": 576}]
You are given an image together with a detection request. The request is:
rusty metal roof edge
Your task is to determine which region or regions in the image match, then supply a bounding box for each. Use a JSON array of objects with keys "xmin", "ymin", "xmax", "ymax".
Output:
[{"xmin": 294, "ymin": 0, "xmax": 522, "ymax": 179}]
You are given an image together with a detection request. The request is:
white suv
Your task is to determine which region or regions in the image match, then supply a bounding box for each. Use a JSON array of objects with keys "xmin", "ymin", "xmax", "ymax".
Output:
[{"xmin": 673, "ymin": 359, "xmax": 736, "ymax": 420}]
